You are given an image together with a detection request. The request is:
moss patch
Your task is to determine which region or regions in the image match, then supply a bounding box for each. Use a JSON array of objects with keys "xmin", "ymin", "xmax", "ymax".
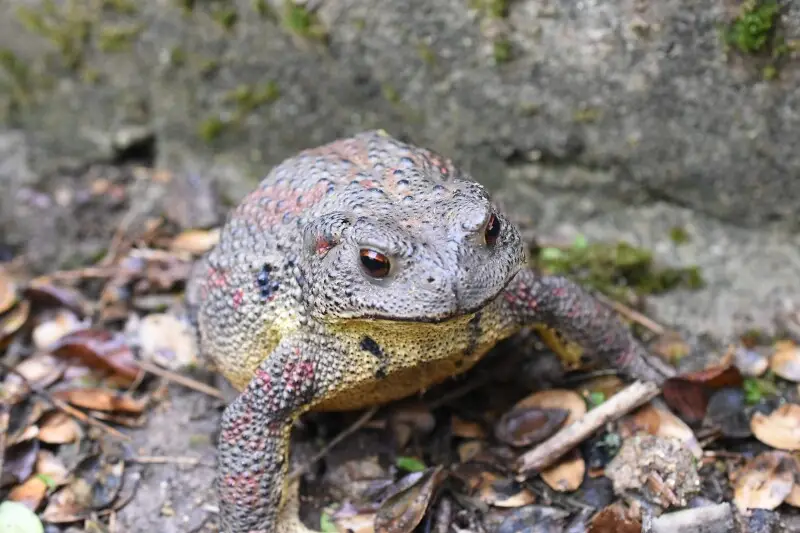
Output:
[
  {"xmin": 281, "ymin": 2, "xmax": 328, "ymax": 42},
  {"xmin": 724, "ymin": 0, "xmax": 780, "ymax": 54},
  {"xmin": 536, "ymin": 237, "xmax": 705, "ymax": 303}
]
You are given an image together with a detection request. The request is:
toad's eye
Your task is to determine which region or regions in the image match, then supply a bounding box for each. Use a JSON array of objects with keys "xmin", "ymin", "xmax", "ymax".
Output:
[
  {"xmin": 484, "ymin": 213, "xmax": 501, "ymax": 246},
  {"xmin": 359, "ymin": 249, "xmax": 391, "ymax": 278}
]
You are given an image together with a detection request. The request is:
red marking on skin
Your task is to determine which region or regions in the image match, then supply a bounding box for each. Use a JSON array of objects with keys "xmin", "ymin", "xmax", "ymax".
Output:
[
  {"xmin": 255, "ymin": 368, "xmax": 272, "ymax": 392},
  {"xmin": 221, "ymin": 409, "xmax": 253, "ymax": 442},
  {"xmin": 315, "ymin": 236, "xmax": 333, "ymax": 256},
  {"xmin": 236, "ymin": 180, "xmax": 329, "ymax": 229},
  {"xmin": 207, "ymin": 267, "xmax": 229, "ymax": 289},
  {"xmin": 219, "ymin": 472, "xmax": 260, "ymax": 506},
  {"xmin": 359, "ymin": 179, "xmax": 379, "ymax": 189},
  {"xmin": 232, "ymin": 288, "xmax": 244, "ymax": 309}
]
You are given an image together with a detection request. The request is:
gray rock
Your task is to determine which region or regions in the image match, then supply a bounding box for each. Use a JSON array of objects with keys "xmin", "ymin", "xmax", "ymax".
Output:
[{"xmin": 0, "ymin": 0, "xmax": 798, "ymax": 227}]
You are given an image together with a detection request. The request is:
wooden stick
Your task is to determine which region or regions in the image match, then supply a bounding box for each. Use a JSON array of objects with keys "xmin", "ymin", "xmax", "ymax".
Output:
[{"xmin": 516, "ymin": 380, "xmax": 660, "ymax": 475}]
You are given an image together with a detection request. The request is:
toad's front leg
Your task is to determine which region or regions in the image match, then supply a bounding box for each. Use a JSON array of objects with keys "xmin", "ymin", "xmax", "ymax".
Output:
[
  {"xmin": 216, "ymin": 336, "xmax": 323, "ymax": 533},
  {"xmin": 502, "ymin": 268, "xmax": 674, "ymax": 385}
]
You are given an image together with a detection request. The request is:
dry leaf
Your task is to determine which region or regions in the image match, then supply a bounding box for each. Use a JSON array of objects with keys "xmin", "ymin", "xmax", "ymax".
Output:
[
  {"xmin": 541, "ymin": 449, "xmax": 585, "ymax": 492},
  {"xmin": 514, "ymin": 389, "xmax": 587, "ymax": 426},
  {"xmin": 451, "ymin": 415, "xmax": 486, "ymax": 439},
  {"xmin": 32, "ymin": 309, "xmax": 85, "ymax": 351},
  {"xmin": 751, "ymin": 404, "xmax": 800, "ymax": 450},
  {"xmin": 9, "ymin": 476, "xmax": 49, "ymax": 510},
  {"xmin": 457, "ymin": 440, "xmax": 483, "ymax": 463},
  {"xmin": 733, "ymin": 346, "xmax": 769, "ymax": 377},
  {"xmin": 0, "ymin": 266, "xmax": 18, "ymax": 314},
  {"xmin": 588, "ymin": 503, "xmax": 641, "ymax": 533},
  {"xmin": 137, "ymin": 313, "xmax": 199, "ymax": 370},
  {"xmin": 51, "ymin": 329, "xmax": 141, "ymax": 386},
  {"xmin": 733, "ymin": 451, "xmax": 796, "ymax": 511},
  {"xmin": 53, "ymin": 388, "xmax": 148, "ymax": 414},
  {"xmin": 495, "ymin": 406, "xmax": 568, "ymax": 447},
  {"xmin": 621, "ymin": 402, "xmax": 702, "ymax": 460},
  {"xmin": 0, "ymin": 299, "xmax": 30, "ymax": 346},
  {"xmin": 169, "ymin": 228, "xmax": 220, "ymax": 255},
  {"xmin": 662, "ymin": 363, "xmax": 743, "ymax": 423},
  {"xmin": 374, "ymin": 467, "xmax": 446, "ymax": 533},
  {"xmin": 770, "ymin": 341, "xmax": 800, "ymax": 382},
  {"xmin": 475, "ymin": 471, "xmax": 536, "ymax": 508},
  {"xmin": 37, "ymin": 412, "xmax": 82, "ymax": 444}
]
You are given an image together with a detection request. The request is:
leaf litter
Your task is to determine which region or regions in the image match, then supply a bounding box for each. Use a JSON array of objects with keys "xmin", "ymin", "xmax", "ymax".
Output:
[{"xmin": 4, "ymin": 209, "xmax": 800, "ymax": 533}]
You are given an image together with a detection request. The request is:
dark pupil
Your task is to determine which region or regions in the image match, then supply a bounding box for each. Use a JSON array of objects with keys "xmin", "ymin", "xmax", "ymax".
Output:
[
  {"xmin": 360, "ymin": 249, "xmax": 391, "ymax": 278},
  {"xmin": 485, "ymin": 214, "xmax": 501, "ymax": 245}
]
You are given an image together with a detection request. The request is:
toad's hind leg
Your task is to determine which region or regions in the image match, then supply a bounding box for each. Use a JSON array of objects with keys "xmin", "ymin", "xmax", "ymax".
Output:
[{"xmin": 216, "ymin": 337, "xmax": 322, "ymax": 533}]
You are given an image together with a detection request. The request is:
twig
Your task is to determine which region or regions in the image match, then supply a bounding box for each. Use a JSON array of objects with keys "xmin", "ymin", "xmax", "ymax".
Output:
[
  {"xmin": 136, "ymin": 360, "xmax": 225, "ymax": 400},
  {"xmin": 516, "ymin": 381, "xmax": 660, "ymax": 475},
  {"xmin": 595, "ymin": 292, "xmax": 665, "ymax": 336},
  {"xmin": 130, "ymin": 455, "xmax": 215, "ymax": 468},
  {"xmin": 0, "ymin": 404, "xmax": 8, "ymax": 484},
  {"xmin": 287, "ymin": 406, "xmax": 379, "ymax": 481},
  {"xmin": 0, "ymin": 360, "xmax": 130, "ymax": 441},
  {"xmin": 650, "ymin": 502, "xmax": 733, "ymax": 533}
]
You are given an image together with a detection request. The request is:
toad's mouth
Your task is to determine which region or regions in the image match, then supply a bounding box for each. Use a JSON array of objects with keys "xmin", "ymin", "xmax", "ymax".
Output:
[{"xmin": 328, "ymin": 267, "xmax": 520, "ymax": 325}]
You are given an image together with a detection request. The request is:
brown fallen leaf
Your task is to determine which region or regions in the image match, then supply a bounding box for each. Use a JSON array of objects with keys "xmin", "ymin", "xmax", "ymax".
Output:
[
  {"xmin": 495, "ymin": 406, "xmax": 568, "ymax": 447},
  {"xmin": 53, "ymin": 388, "xmax": 148, "ymax": 415},
  {"xmin": 649, "ymin": 330, "xmax": 691, "ymax": 364},
  {"xmin": 32, "ymin": 309, "xmax": 85, "ymax": 351},
  {"xmin": 662, "ymin": 362, "xmax": 743, "ymax": 423},
  {"xmin": 621, "ymin": 403, "xmax": 702, "ymax": 459},
  {"xmin": 540, "ymin": 448, "xmax": 585, "ymax": 492},
  {"xmin": 770, "ymin": 341, "xmax": 800, "ymax": 382},
  {"xmin": 457, "ymin": 440, "xmax": 483, "ymax": 463},
  {"xmin": 0, "ymin": 266, "xmax": 18, "ymax": 314},
  {"xmin": 732, "ymin": 450, "xmax": 796, "ymax": 511},
  {"xmin": 514, "ymin": 389, "xmax": 587, "ymax": 426},
  {"xmin": 51, "ymin": 329, "xmax": 141, "ymax": 386},
  {"xmin": 475, "ymin": 470, "xmax": 536, "ymax": 508},
  {"xmin": 0, "ymin": 299, "xmax": 30, "ymax": 349},
  {"xmin": 374, "ymin": 467, "xmax": 446, "ymax": 533},
  {"xmin": 37, "ymin": 411, "xmax": 82, "ymax": 444},
  {"xmin": 169, "ymin": 228, "xmax": 221, "ymax": 255},
  {"xmin": 24, "ymin": 278, "xmax": 89, "ymax": 317},
  {"xmin": 588, "ymin": 502, "xmax": 641, "ymax": 533},
  {"xmin": 8, "ymin": 475, "xmax": 49, "ymax": 510},
  {"xmin": 136, "ymin": 313, "xmax": 199, "ymax": 370},
  {"xmin": 451, "ymin": 415, "xmax": 486, "ymax": 439},
  {"xmin": 751, "ymin": 403, "xmax": 800, "ymax": 451}
]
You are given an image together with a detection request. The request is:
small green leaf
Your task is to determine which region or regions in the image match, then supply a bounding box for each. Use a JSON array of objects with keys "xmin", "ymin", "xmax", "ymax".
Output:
[
  {"xmin": 539, "ymin": 247, "xmax": 566, "ymax": 261},
  {"xmin": 0, "ymin": 501, "xmax": 45, "ymax": 533},
  {"xmin": 35, "ymin": 474, "xmax": 56, "ymax": 489},
  {"xmin": 587, "ymin": 391, "xmax": 606, "ymax": 408},
  {"xmin": 572, "ymin": 234, "xmax": 589, "ymax": 249},
  {"xmin": 320, "ymin": 512, "xmax": 337, "ymax": 532},
  {"xmin": 396, "ymin": 456, "xmax": 426, "ymax": 472}
]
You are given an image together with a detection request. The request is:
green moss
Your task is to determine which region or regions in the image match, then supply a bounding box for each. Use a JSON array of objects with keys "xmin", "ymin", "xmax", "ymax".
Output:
[
  {"xmin": 0, "ymin": 48, "xmax": 33, "ymax": 107},
  {"xmin": 668, "ymin": 226, "xmax": 690, "ymax": 245},
  {"xmin": 762, "ymin": 63, "xmax": 778, "ymax": 79},
  {"xmin": 416, "ymin": 43, "xmax": 436, "ymax": 65},
  {"xmin": 381, "ymin": 83, "xmax": 401, "ymax": 104},
  {"xmin": 102, "ymin": 0, "xmax": 138, "ymax": 15},
  {"xmin": 536, "ymin": 239, "xmax": 705, "ymax": 303},
  {"xmin": 724, "ymin": 0, "xmax": 780, "ymax": 55},
  {"xmin": 225, "ymin": 82, "xmax": 280, "ymax": 114},
  {"xmin": 282, "ymin": 3, "xmax": 328, "ymax": 42},
  {"xmin": 212, "ymin": 6, "xmax": 239, "ymax": 30},
  {"xmin": 16, "ymin": 2, "xmax": 93, "ymax": 70},
  {"xmin": 175, "ymin": 0, "xmax": 197, "ymax": 14},
  {"xmin": 97, "ymin": 24, "xmax": 142, "ymax": 52},
  {"xmin": 198, "ymin": 116, "xmax": 228, "ymax": 142},
  {"xmin": 352, "ymin": 17, "xmax": 366, "ymax": 31},
  {"xmin": 169, "ymin": 46, "xmax": 187, "ymax": 67},
  {"xmin": 252, "ymin": 0, "xmax": 276, "ymax": 20},
  {"xmin": 573, "ymin": 106, "xmax": 602, "ymax": 123},
  {"xmin": 199, "ymin": 58, "xmax": 220, "ymax": 78},
  {"xmin": 471, "ymin": 0, "xmax": 511, "ymax": 18},
  {"xmin": 492, "ymin": 39, "xmax": 512, "ymax": 63}
]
